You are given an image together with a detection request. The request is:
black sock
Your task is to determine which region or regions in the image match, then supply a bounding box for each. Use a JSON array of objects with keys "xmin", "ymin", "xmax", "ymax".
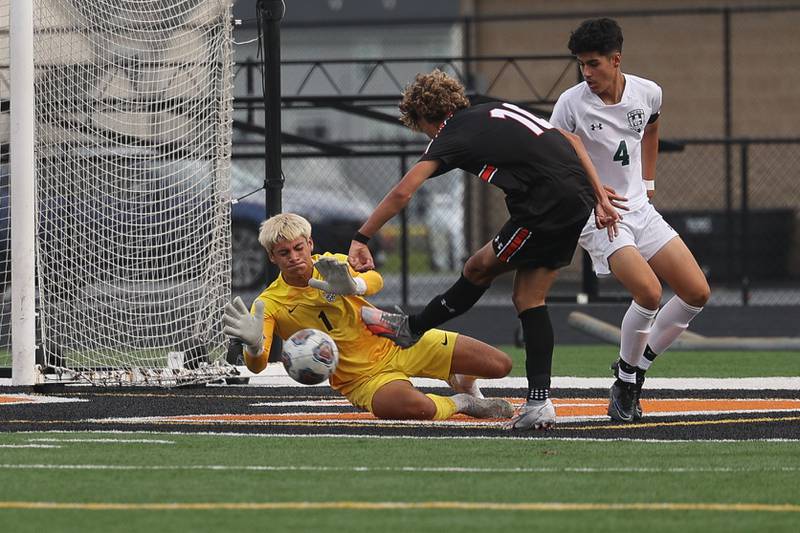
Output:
[
  {"xmin": 618, "ymin": 358, "xmax": 637, "ymax": 374},
  {"xmin": 519, "ymin": 305, "xmax": 553, "ymax": 400},
  {"xmin": 408, "ymin": 274, "xmax": 489, "ymax": 334}
]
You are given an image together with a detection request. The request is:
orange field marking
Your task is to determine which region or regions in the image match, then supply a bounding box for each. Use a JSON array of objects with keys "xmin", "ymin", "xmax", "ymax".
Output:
[
  {"xmin": 156, "ymin": 398, "xmax": 800, "ymax": 424},
  {"xmin": 0, "ymin": 396, "xmax": 30, "ymax": 405},
  {"xmin": 553, "ymin": 398, "xmax": 800, "ymax": 417},
  {"xmin": 176, "ymin": 413, "xmax": 376, "ymax": 422}
]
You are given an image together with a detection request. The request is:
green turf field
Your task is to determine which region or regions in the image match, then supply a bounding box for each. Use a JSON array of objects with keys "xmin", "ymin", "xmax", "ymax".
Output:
[
  {"xmin": 500, "ymin": 345, "xmax": 800, "ymax": 378},
  {"xmin": 2, "ymin": 345, "xmax": 798, "ymax": 377},
  {"xmin": 2, "ymin": 344, "xmax": 798, "ymax": 531},
  {"xmin": 0, "ymin": 433, "xmax": 797, "ymax": 532}
]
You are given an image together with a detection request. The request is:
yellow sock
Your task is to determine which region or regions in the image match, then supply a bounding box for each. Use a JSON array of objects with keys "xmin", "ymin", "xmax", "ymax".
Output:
[{"xmin": 426, "ymin": 394, "xmax": 457, "ymax": 420}]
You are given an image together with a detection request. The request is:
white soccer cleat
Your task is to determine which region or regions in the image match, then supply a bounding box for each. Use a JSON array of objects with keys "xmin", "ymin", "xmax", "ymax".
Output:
[
  {"xmin": 505, "ymin": 398, "xmax": 556, "ymax": 430},
  {"xmin": 458, "ymin": 396, "xmax": 514, "ymax": 419},
  {"xmin": 447, "ymin": 373, "xmax": 484, "ymax": 399}
]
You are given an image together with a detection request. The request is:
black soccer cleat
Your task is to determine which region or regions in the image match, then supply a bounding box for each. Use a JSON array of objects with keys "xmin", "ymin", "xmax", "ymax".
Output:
[
  {"xmin": 608, "ymin": 378, "xmax": 638, "ymax": 422},
  {"xmin": 611, "ymin": 359, "xmax": 645, "ymax": 420},
  {"xmin": 631, "ymin": 385, "xmax": 643, "ymax": 421}
]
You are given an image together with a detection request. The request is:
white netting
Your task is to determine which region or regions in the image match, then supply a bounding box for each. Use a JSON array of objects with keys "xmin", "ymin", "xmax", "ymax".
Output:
[
  {"xmin": 0, "ymin": 3, "xmax": 9, "ymax": 371},
  {"xmin": 1, "ymin": 0, "xmax": 235, "ymax": 385}
]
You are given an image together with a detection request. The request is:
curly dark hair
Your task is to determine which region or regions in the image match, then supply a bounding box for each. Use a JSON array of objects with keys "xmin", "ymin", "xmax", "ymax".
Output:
[
  {"xmin": 398, "ymin": 70, "xmax": 470, "ymax": 131},
  {"xmin": 568, "ymin": 18, "xmax": 623, "ymax": 56}
]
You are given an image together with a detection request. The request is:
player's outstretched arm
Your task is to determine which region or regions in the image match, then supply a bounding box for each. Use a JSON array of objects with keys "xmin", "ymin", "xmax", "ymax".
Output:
[{"xmin": 348, "ymin": 160, "xmax": 439, "ymax": 272}]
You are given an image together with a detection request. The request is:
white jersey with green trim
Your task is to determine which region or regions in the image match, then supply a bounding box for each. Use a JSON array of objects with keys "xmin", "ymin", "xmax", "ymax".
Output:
[{"xmin": 550, "ymin": 73, "xmax": 662, "ymax": 212}]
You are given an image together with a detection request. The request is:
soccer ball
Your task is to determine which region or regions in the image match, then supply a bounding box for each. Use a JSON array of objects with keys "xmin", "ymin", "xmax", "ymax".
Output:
[{"xmin": 281, "ymin": 329, "xmax": 339, "ymax": 385}]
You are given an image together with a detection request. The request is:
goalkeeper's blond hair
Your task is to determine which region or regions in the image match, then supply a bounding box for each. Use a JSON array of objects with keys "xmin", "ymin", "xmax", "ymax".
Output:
[{"xmin": 258, "ymin": 213, "xmax": 312, "ymax": 254}]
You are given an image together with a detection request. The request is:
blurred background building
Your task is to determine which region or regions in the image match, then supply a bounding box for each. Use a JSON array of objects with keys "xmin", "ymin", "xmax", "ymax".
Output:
[{"xmin": 229, "ymin": 0, "xmax": 799, "ymax": 341}]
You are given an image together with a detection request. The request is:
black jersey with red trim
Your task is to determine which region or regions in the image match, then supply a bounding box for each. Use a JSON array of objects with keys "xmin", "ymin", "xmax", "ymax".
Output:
[{"xmin": 420, "ymin": 101, "xmax": 595, "ymax": 231}]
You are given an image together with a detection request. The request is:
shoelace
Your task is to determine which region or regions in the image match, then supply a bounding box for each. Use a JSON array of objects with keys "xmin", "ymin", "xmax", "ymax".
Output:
[{"xmin": 381, "ymin": 314, "xmax": 404, "ymax": 329}]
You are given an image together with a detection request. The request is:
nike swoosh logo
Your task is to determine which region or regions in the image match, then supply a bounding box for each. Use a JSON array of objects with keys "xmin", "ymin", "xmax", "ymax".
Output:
[
  {"xmin": 288, "ymin": 305, "xmax": 298, "ymax": 314},
  {"xmin": 441, "ymin": 333, "xmax": 448, "ymax": 346}
]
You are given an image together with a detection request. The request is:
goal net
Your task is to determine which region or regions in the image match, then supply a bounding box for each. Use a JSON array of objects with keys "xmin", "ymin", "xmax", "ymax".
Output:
[{"xmin": 1, "ymin": 0, "xmax": 236, "ymax": 385}]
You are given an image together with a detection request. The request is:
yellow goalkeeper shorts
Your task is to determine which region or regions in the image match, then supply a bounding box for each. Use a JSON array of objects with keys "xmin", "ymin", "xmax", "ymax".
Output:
[{"xmin": 343, "ymin": 328, "xmax": 458, "ymax": 413}]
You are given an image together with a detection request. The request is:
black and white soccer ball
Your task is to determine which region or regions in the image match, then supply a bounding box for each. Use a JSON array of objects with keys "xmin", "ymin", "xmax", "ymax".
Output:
[{"xmin": 281, "ymin": 328, "xmax": 339, "ymax": 385}]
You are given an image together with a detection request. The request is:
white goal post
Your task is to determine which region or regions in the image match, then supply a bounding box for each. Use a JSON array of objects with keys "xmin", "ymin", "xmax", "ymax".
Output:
[{"xmin": 3, "ymin": 0, "xmax": 236, "ymax": 386}]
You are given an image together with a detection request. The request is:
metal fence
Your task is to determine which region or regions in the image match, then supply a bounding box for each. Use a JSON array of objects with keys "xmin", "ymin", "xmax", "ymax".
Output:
[
  {"xmin": 646, "ymin": 138, "xmax": 800, "ymax": 306},
  {"xmin": 231, "ymin": 138, "xmax": 800, "ymax": 307},
  {"xmin": 230, "ymin": 4, "xmax": 800, "ymax": 307}
]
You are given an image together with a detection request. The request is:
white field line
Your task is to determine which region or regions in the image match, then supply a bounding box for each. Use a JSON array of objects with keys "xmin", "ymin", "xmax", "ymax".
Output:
[
  {"xmin": 89, "ymin": 415, "xmax": 508, "ymax": 427},
  {"xmin": 0, "ymin": 445, "xmax": 61, "ymax": 449},
  {"xmin": 1, "ymin": 501, "xmax": 799, "ymax": 512},
  {"xmin": 559, "ymin": 377, "xmax": 800, "ymax": 390},
  {"xmin": 233, "ymin": 366, "xmax": 800, "ymax": 390},
  {"xmin": 10, "ymin": 429, "xmax": 800, "ymax": 443},
  {"xmin": 28, "ymin": 438, "xmax": 175, "ymax": 445},
  {"xmin": 2, "ymin": 374, "xmax": 798, "ymax": 390},
  {"xmin": 249, "ymin": 398, "xmax": 800, "ymax": 408},
  {"xmin": 0, "ymin": 394, "xmax": 89, "ymax": 404},
  {"xmin": 250, "ymin": 400, "xmax": 352, "ymax": 407},
  {"xmin": 92, "ymin": 404, "xmax": 800, "ymax": 427},
  {"xmin": 0, "ymin": 463, "xmax": 798, "ymax": 474}
]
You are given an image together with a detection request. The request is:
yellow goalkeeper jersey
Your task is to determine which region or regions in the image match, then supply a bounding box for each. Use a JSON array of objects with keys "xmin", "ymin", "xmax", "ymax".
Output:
[{"xmin": 251, "ymin": 252, "xmax": 396, "ymax": 391}]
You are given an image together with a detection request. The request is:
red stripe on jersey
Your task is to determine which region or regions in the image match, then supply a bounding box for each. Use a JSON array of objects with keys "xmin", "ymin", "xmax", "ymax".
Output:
[
  {"xmin": 479, "ymin": 165, "xmax": 497, "ymax": 182},
  {"xmin": 498, "ymin": 228, "xmax": 530, "ymax": 262}
]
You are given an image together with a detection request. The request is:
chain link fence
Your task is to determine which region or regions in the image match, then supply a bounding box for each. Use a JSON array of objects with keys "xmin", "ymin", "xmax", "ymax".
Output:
[
  {"xmin": 229, "ymin": 4, "xmax": 800, "ymax": 307},
  {"xmin": 231, "ymin": 152, "xmax": 475, "ymax": 306},
  {"xmin": 654, "ymin": 140, "xmax": 800, "ymax": 305}
]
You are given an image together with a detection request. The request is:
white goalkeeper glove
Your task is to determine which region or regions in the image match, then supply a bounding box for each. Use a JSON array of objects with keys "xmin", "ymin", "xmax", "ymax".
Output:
[
  {"xmin": 308, "ymin": 256, "xmax": 367, "ymax": 295},
  {"xmin": 222, "ymin": 296, "xmax": 265, "ymax": 357}
]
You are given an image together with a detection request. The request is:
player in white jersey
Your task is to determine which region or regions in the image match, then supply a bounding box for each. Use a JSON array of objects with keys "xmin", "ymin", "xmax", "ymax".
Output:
[{"xmin": 550, "ymin": 18, "xmax": 711, "ymax": 422}]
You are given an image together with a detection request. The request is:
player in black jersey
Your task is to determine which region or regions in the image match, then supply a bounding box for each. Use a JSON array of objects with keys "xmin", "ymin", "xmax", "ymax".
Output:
[{"xmin": 348, "ymin": 70, "xmax": 624, "ymax": 430}]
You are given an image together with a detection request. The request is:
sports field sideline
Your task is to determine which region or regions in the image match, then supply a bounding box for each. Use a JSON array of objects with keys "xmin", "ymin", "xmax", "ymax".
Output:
[{"xmin": 1, "ymin": 346, "xmax": 798, "ymax": 532}]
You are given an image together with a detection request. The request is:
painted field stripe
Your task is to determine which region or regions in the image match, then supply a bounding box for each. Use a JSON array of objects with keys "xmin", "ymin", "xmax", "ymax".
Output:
[
  {"xmin": 0, "ymin": 445, "xmax": 61, "ymax": 449},
  {"xmin": 6, "ymin": 413, "xmax": 798, "ymax": 431},
  {"xmin": 193, "ymin": 413, "xmax": 791, "ymax": 431},
  {"xmin": 555, "ymin": 398, "xmax": 800, "ymax": 417},
  {"xmin": 28, "ymin": 438, "xmax": 175, "ymax": 445},
  {"xmin": 4, "ymin": 376, "xmax": 796, "ymax": 392},
  {"xmin": 250, "ymin": 398, "xmax": 800, "ymax": 413},
  {"xmin": 456, "ymin": 377, "xmax": 800, "ymax": 390},
  {"xmin": 250, "ymin": 400, "xmax": 353, "ymax": 407},
  {"xmin": 0, "ymin": 396, "xmax": 27, "ymax": 404},
  {"xmin": 0, "ymin": 464, "xmax": 798, "ymax": 474},
  {"xmin": 0, "ymin": 394, "xmax": 89, "ymax": 405},
  {"xmin": 134, "ymin": 414, "xmax": 799, "ymax": 430},
  {"xmin": 234, "ymin": 367, "xmax": 800, "ymax": 390},
  {"xmin": 90, "ymin": 416, "xmax": 507, "ymax": 428},
  {"xmin": 0, "ymin": 501, "xmax": 797, "ymax": 512},
  {"xmin": 564, "ymin": 415, "xmax": 800, "ymax": 430},
  {"xmin": 11, "ymin": 429, "xmax": 800, "ymax": 443},
  {"xmin": 94, "ymin": 398, "xmax": 800, "ymax": 426}
]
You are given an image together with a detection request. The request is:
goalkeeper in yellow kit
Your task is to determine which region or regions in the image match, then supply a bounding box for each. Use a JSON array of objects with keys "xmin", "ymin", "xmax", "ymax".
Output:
[{"xmin": 223, "ymin": 213, "xmax": 514, "ymax": 420}]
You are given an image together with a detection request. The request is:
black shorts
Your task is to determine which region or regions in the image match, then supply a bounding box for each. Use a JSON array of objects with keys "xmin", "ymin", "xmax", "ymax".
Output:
[{"xmin": 491, "ymin": 216, "xmax": 587, "ymax": 269}]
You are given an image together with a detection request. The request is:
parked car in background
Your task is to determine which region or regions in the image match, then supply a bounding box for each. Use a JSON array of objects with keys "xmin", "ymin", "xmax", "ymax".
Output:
[
  {"xmin": 0, "ymin": 162, "xmax": 384, "ymax": 293},
  {"xmin": 230, "ymin": 164, "xmax": 385, "ymax": 290}
]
